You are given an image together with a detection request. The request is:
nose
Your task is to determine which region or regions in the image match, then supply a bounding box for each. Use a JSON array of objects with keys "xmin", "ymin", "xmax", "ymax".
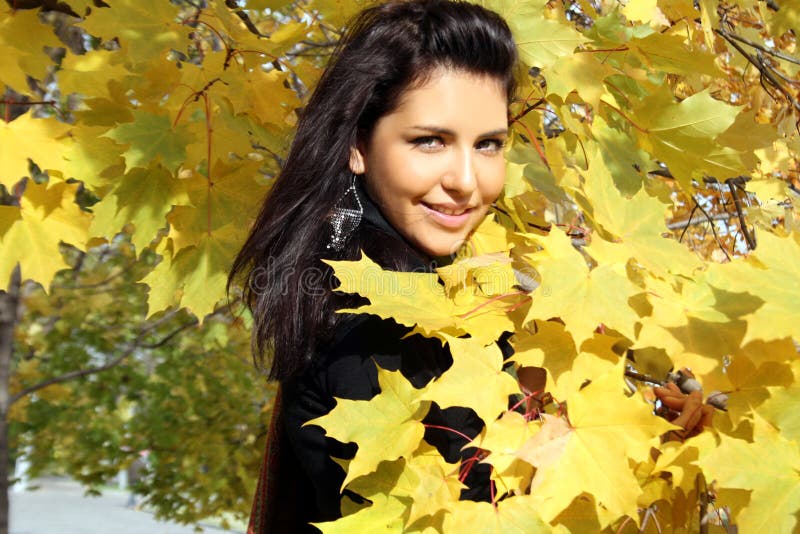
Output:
[{"xmin": 441, "ymin": 146, "xmax": 477, "ymax": 196}]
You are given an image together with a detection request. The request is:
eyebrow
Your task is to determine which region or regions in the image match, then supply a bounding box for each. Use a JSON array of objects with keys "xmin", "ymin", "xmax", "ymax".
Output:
[{"xmin": 410, "ymin": 125, "xmax": 509, "ymax": 137}]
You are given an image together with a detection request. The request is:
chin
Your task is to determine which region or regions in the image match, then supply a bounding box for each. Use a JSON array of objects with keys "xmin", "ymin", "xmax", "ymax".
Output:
[{"xmin": 418, "ymin": 236, "xmax": 468, "ymax": 258}]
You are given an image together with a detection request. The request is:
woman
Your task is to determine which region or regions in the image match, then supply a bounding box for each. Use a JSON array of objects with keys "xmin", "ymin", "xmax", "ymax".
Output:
[{"xmin": 228, "ymin": 0, "xmax": 518, "ymax": 531}]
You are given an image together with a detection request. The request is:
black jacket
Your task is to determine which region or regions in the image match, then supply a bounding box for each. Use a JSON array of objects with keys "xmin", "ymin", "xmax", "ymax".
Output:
[{"xmin": 265, "ymin": 184, "xmax": 505, "ymax": 531}]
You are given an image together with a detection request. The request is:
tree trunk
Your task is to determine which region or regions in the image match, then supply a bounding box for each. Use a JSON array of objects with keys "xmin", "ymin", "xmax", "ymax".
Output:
[{"xmin": 0, "ymin": 264, "xmax": 22, "ymax": 534}]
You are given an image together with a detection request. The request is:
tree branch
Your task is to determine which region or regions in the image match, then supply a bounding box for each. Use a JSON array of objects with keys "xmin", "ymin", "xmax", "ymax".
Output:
[
  {"xmin": 10, "ymin": 316, "xmax": 197, "ymax": 406},
  {"xmin": 715, "ymin": 26, "xmax": 800, "ymax": 114}
]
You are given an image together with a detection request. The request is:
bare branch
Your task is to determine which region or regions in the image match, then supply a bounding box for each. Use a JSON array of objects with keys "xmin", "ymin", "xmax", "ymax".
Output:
[
  {"xmin": 668, "ymin": 210, "xmax": 741, "ymax": 231},
  {"xmin": 715, "ymin": 26, "xmax": 800, "ymax": 114},
  {"xmin": 722, "ymin": 30, "xmax": 800, "ymax": 67}
]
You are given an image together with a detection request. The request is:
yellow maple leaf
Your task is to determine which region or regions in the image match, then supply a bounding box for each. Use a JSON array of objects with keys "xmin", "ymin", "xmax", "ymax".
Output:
[
  {"xmin": 698, "ymin": 414, "xmax": 800, "ymax": 532},
  {"xmin": 139, "ymin": 223, "xmax": 240, "ymax": 319},
  {"xmin": 523, "ymin": 229, "xmax": 642, "ymax": 347},
  {"xmin": 577, "ymin": 146, "xmax": 702, "ymax": 277},
  {"xmin": 635, "ymin": 272, "xmax": 757, "ymax": 359},
  {"xmin": 78, "ymin": 0, "xmax": 188, "ymax": 65},
  {"xmin": 0, "ymin": 114, "xmax": 71, "ymax": 189},
  {"xmin": 622, "ymin": 0, "xmax": 669, "ymax": 26},
  {"xmin": 441, "ymin": 494, "xmax": 550, "ymax": 533},
  {"xmin": 57, "ymin": 49, "xmax": 132, "ymax": 100},
  {"xmin": 313, "ymin": 493, "xmax": 405, "ymax": 533},
  {"xmin": 706, "ymin": 231, "xmax": 800, "ymax": 344},
  {"xmin": 511, "ymin": 323, "xmax": 624, "ymax": 400},
  {"xmin": 306, "ymin": 366, "xmax": 430, "ymax": 488},
  {"xmin": 468, "ymin": 411, "xmax": 536, "ymax": 495},
  {"xmin": 325, "ymin": 253, "xmax": 516, "ymax": 345},
  {"xmin": 0, "ymin": 9, "xmax": 61, "ymax": 92},
  {"xmin": 752, "ymin": 359, "xmax": 800, "ymax": 442},
  {"xmin": 632, "ymin": 88, "xmax": 745, "ymax": 189},
  {"xmin": 0, "ymin": 181, "xmax": 90, "ymax": 290},
  {"xmin": 480, "ymin": 0, "xmax": 588, "ymax": 69},
  {"xmin": 420, "ymin": 335, "xmax": 520, "ymax": 426},
  {"xmin": 57, "ymin": 125, "xmax": 127, "ymax": 191},
  {"xmin": 519, "ymin": 360, "xmax": 675, "ymax": 525},
  {"xmin": 394, "ymin": 445, "xmax": 464, "ymax": 525}
]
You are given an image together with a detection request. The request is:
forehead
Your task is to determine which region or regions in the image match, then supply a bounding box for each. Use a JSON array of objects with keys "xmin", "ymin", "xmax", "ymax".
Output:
[{"xmin": 387, "ymin": 68, "xmax": 508, "ymax": 126}]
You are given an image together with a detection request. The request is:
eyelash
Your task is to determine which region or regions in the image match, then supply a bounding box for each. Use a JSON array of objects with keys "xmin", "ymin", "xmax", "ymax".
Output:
[{"xmin": 411, "ymin": 136, "xmax": 506, "ymax": 153}]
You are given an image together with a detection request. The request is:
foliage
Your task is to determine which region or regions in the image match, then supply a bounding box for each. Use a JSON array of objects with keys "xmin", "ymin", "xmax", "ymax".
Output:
[
  {"xmin": 10, "ymin": 237, "xmax": 274, "ymax": 526},
  {"xmin": 1, "ymin": 0, "xmax": 800, "ymax": 531}
]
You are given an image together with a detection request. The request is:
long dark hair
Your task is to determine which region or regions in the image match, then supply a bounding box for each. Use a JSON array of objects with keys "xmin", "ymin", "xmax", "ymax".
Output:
[{"xmin": 228, "ymin": 0, "xmax": 518, "ymax": 380}]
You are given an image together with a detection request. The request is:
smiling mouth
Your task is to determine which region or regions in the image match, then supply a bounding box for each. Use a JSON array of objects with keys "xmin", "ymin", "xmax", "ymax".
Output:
[{"xmin": 422, "ymin": 203, "xmax": 472, "ymax": 216}]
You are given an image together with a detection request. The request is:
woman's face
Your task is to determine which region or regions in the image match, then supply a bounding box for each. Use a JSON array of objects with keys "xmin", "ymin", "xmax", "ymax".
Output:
[{"xmin": 350, "ymin": 68, "xmax": 509, "ymax": 258}]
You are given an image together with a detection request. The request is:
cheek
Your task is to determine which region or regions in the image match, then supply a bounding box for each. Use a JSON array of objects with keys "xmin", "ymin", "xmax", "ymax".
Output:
[{"xmin": 480, "ymin": 160, "xmax": 507, "ymax": 200}]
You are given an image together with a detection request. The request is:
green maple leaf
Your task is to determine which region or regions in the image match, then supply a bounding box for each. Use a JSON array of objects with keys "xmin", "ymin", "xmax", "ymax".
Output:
[
  {"xmin": 591, "ymin": 118, "xmax": 652, "ymax": 196},
  {"xmin": 103, "ymin": 110, "xmax": 195, "ymax": 173},
  {"xmin": 166, "ymin": 159, "xmax": 264, "ymax": 254},
  {"xmin": 306, "ymin": 366, "xmax": 431, "ymax": 487},
  {"xmin": 632, "ymin": 29, "xmax": 722, "ymax": 77},
  {"xmin": 420, "ymin": 335, "xmax": 520, "ymax": 426},
  {"xmin": 480, "ymin": 0, "xmax": 588, "ymax": 69},
  {"xmin": 698, "ymin": 414, "xmax": 800, "ymax": 532},
  {"xmin": 90, "ymin": 165, "xmax": 190, "ymax": 252},
  {"xmin": 140, "ymin": 224, "xmax": 239, "ymax": 319},
  {"xmin": 633, "ymin": 89, "xmax": 746, "ymax": 189}
]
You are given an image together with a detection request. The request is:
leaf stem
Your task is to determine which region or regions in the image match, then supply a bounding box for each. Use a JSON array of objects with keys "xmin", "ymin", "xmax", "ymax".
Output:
[
  {"xmin": 599, "ymin": 100, "xmax": 648, "ymax": 133},
  {"xmin": 423, "ymin": 423, "xmax": 473, "ymax": 443},
  {"xmin": 456, "ymin": 291, "xmax": 526, "ymax": 319}
]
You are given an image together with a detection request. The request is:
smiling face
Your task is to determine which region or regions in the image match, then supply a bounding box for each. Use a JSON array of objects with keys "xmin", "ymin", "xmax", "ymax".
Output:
[{"xmin": 349, "ymin": 68, "xmax": 509, "ymax": 258}]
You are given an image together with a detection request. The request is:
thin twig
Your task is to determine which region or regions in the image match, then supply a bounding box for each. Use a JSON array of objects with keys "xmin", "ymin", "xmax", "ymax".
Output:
[
  {"xmin": 224, "ymin": 0, "xmax": 265, "ymax": 37},
  {"xmin": 726, "ymin": 178, "xmax": 756, "ymax": 250},
  {"xmin": 693, "ymin": 195, "xmax": 732, "ymax": 260},
  {"xmin": 669, "ymin": 210, "xmax": 740, "ymax": 232}
]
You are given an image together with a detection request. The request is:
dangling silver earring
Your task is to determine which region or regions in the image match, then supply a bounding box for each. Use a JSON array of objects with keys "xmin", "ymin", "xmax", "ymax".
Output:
[{"xmin": 326, "ymin": 174, "xmax": 363, "ymax": 251}]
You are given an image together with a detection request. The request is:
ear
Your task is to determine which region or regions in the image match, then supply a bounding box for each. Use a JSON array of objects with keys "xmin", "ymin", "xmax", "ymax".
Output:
[{"xmin": 348, "ymin": 145, "xmax": 366, "ymax": 175}]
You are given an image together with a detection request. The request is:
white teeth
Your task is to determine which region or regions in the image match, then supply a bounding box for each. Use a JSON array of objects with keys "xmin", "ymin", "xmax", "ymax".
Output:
[{"xmin": 430, "ymin": 206, "xmax": 467, "ymax": 216}]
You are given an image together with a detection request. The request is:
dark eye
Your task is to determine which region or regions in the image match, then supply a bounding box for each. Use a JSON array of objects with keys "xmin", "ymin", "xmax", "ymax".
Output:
[
  {"xmin": 476, "ymin": 138, "xmax": 506, "ymax": 153},
  {"xmin": 412, "ymin": 136, "xmax": 444, "ymax": 150}
]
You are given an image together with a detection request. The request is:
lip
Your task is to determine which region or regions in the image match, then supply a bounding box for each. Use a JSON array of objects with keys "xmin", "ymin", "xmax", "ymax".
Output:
[{"xmin": 421, "ymin": 202, "xmax": 474, "ymax": 228}]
